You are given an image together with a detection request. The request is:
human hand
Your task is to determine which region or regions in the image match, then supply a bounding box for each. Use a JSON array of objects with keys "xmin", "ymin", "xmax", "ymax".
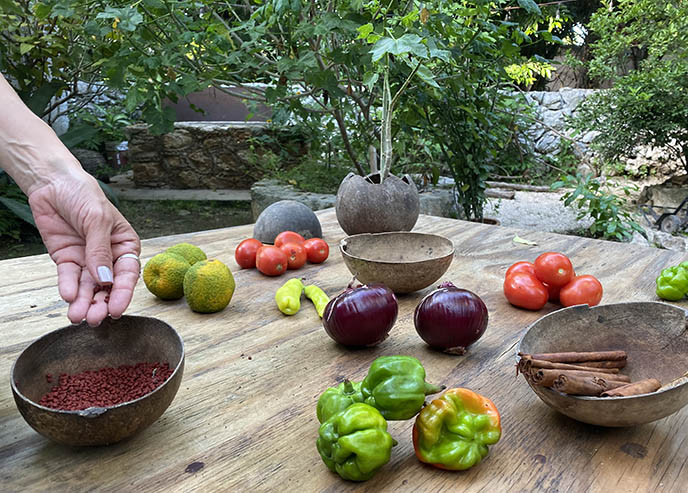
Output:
[{"xmin": 28, "ymin": 171, "xmax": 141, "ymax": 326}]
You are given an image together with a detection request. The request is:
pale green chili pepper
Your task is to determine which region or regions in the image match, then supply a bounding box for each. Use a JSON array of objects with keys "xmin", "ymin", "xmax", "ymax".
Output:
[
  {"xmin": 275, "ymin": 278, "xmax": 304, "ymax": 315},
  {"xmin": 305, "ymin": 284, "xmax": 330, "ymax": 318}
]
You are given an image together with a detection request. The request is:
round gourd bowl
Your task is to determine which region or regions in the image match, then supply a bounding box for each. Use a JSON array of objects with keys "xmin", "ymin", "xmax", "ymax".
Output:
[
  {"xmin": 11, "ymin": 315, "xmax": 184, "ymax": 446},
  {"xmin": 339, "ymin": 232, "xmax": 454, "ymax": 293},
  {"xmin": 518, "ymin": 302, "xmax": 688, "ymax": 427}
]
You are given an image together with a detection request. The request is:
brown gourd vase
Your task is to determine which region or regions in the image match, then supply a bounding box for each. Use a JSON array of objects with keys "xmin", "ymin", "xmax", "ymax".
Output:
[{"xmin": 335, "ymin": 172, "xmax": 420, "ymax": 235}]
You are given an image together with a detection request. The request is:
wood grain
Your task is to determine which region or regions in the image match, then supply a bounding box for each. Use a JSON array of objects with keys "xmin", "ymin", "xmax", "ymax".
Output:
[{"xmin": 1, "ymin": 209, "xmax": 687, "ymax": 492}]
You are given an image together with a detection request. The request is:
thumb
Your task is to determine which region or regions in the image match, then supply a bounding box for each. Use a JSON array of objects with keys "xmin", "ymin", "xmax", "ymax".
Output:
[{"xmin": 85, "ymin": 221, "xmax": 114, "ymax": 286}]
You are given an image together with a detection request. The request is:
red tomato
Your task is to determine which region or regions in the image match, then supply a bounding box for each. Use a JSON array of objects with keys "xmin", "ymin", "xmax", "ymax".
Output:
[
  {"xmin": 234, "ymin": 238, "xmax": 263, "ymax": 269},
  {"xmin": 559, "ymin": 275, "xmax": 603, "ymax": 307},
  {"xmin": 534, "ymin": 252, "xmax": 574, "ymax": 288},
  {"xmin": 543, "ymin": 282, "xmax": 561, "ymax": 302},
  {"xmin": 304, "ymin": 238, "xmax": 329, "ymax": 264},
  {"xmin": 255, "ymin": 246, "xmax": 289, "ymax": 276},
  {"xmin": 506, "ymin": 261, "xmax": 536, "ymax": 278},
  {"xmin": 279, "ymin": 242, "xmax": 307, "ymax": 270},
  {"xmin": 274, "ymin": 231, "xmax": 306, "ymax": 248},
  {"xmin": 503, "ymin": 272, "xmax": 548, "ymax": 311}
]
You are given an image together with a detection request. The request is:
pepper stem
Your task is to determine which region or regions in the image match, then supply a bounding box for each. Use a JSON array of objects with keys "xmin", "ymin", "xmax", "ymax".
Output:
[
  {"xmin": 343, "ymin": 379, "xmax": 355, "ymax": 395},
  {"xmin": 425, "ymin": 382, "xmax": 446, "ymax": 395}
]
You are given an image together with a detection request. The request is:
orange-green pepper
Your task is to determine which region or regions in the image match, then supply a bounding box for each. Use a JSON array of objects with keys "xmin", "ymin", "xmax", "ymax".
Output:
[
  {"xmin": 275, "ymin": 278, "xmax": 304, "ymax": 315},
  {"xmin": 413, "ymin": 388, "xmax": 501, "ymax": 470}
]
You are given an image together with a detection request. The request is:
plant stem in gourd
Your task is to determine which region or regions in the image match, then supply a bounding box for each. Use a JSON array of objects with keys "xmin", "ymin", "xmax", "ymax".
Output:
[{"xmin": 380, "ymin": 63, "xmax": 393, "ymax": 182}]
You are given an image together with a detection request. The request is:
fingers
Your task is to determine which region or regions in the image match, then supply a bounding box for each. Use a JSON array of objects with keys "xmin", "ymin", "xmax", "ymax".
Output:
[
  {"xmin": 108, "ymin": 257, "xmax": 140, "ymax": 319},
  {"xmin": 56, "ymin": 262, "xmax": 81, "ymax": 302},
  {"xmin": 67, "ymin": 269, "xmax": 97, "ymax": 325},
  {"xmin": 84, "ymin": 213, "xmax": 114, "ymax": 288}
]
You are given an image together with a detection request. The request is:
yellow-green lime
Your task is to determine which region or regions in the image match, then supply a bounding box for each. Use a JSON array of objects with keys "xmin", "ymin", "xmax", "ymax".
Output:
[
  {"xmin": 143, "ymin": 252, "xmax": 191, "ymax": 300},
  {"xmin": 183, "ymin": 259, "xmax": 235, "ymax": 313},
  {"xmin": 166, "ymin": 243, "xmax": 207, "ymax": 265}
]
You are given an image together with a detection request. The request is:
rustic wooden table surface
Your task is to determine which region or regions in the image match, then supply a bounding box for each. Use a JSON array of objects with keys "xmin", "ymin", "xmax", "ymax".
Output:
[{"xmin": 2, "ymin": 209, "xmax": 687, "ymax": 492}]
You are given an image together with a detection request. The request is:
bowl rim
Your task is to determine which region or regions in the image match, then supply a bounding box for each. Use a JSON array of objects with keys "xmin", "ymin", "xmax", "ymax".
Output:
[
  {"xmin": 339, "ymin": 231, "xmax": 455, "ymax": 264},
  {"xmin": 516, "ymin": 301, "xmax": 688, "ymax": 402},
  {"xmin": 10, "ymin": 315, "xmax": 185, "ymax": 416}
]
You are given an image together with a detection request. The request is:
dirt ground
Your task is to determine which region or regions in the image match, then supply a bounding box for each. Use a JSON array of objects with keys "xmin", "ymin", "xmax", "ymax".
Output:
[{"xmin": 0, "ymin": 199, "xmax": 253, "ymax": 261}]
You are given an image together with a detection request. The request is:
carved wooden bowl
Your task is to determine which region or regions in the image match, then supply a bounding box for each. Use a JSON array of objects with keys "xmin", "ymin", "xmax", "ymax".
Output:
[
  {"xmin": 11, "ymin": 315, "xmax": 184, "ymax": 446},
  {"xmin": 339, "ymin": 232, "xmax": 454, "ymax": 293},
  {"xmin": 518, "ymin": 302, "xmax": 688, "ymax": 427}
]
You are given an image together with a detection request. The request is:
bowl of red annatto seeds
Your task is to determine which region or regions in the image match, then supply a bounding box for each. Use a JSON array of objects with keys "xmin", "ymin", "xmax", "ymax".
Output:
[{"xmin": 11, "ymin": 315, "xmax": 184, "ymax": 446}]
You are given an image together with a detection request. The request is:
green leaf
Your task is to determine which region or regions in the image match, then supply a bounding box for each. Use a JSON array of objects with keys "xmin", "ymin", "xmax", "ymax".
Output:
[
  {"xmin": 19, "ymin": 43, "xmax": 35, "ymax": 55},
  {"xmin": 0, "ymin": 197, "xmax": 36, "ymax": 227},
  {"xmin": 513, "ymin": 235, "xmax": 538, "ymax": 246},
  {"xmin": 518, "ymin": 0, "xmax": 542, "ymax": 15},
  {"xmin": 362, "ymin": 71, "xmax": 379, "ymax": 91},
  {"xmin": 21, "ymin": 81, "xmax": 66, "ymax": 117},
  {"xmin": 0, "ymin": 0, "xmax": 24, "ymax": 15},
  {"xmin": 357, "ymin": 23, "xmax": 374, "ymax": 40},
  {"xmin": 414, "ymin": 63, "xmax": 439, "ymax": 88},
  {"xmin": 370, "ymin": 34, "xmax": 428, "ymax": 62},
  {"xmin": 59, "ymin": 123, "xmax": 100, "ymax": 149}
]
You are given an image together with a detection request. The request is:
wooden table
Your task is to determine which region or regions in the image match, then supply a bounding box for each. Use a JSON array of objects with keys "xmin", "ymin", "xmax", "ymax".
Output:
[{"xmin": 2, "ymin": 209, "xmax": 687, "ymax": 492}]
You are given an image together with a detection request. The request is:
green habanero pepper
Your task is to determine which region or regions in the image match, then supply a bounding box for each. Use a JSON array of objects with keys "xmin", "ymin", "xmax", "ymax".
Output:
[
  {"xmin": 316, "ymin": 402, "xmax": 397, "ymax": 482},
  {"xmin": 655, "ymin": 265, "xmax": 688, "ymax": 301},
  {"xmin": 361, "ymin": 355, "xmax": 444, "ymax": 420},
  {"xmin": 316, "ymin": 379, "xmax": 364, "ymax": 423},
  {"xmin": 413, "ymin": 388, "xmax": 501, "ymax": 471},
  {"xmin": 304, "ymin": 284, "xmax": 330, "ymax": 318},
  {"xmin": 275, "ymin": 278, "xmax": 304, "ymax": 315}
]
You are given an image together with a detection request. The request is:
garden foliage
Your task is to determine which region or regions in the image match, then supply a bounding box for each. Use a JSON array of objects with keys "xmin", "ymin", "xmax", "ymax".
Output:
[{"xmin": 569, "ymin": 0, "xmax": 688, "ymax": 172}]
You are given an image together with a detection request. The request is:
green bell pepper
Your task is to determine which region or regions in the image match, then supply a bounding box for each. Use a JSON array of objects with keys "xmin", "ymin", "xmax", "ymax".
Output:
[
  {"xmin": 316, "ymin": 379, "xmax": 364, "ymax": 423},
  {"xmin": 316, "ymin": 403, "xmax": 397, "ymax": 481},
  {"xmin": 360, "ymin": 355, "xmax": 444, "ymax": 420},
  {"xmin": 655, "ymin": 264, "xmax": 688, "ymax": 301},
  {"xmin": 413, "ymin": 388, "xmax": 501, "ymax": 471}
]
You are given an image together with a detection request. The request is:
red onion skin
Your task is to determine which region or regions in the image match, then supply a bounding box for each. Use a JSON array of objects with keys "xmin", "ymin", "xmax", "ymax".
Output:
[
  {"xmin": 322, "ymin": 284, "xmax": 398, "ymax": 347},
  {"xmin": 414, "ymin": 282, "xmax": 488, "ymax": 354}
]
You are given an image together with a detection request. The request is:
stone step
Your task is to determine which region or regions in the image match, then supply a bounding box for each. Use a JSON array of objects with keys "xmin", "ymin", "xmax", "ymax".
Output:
[{"xmin": 108, "ymin": 172, "xmax": 251, "ymax": 202}]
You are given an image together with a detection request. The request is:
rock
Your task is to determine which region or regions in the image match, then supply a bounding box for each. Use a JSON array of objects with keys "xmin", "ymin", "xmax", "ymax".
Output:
[
  {"xmin": 253, "ymin": 200, "xmax": 322, "ymax": 244},
  {"xmin": 72, "ymin": 148, "xmax": 110, "ymax": 181},
  {"xmin": 651, "ymin": 231, "xmax": 688, "ymax": 251}
]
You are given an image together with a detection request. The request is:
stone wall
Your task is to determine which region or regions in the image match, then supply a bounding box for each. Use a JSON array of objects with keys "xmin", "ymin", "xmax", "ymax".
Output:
[
  {"xmin": 521, "ymin": 88, "xmax": 597, "ymax": 159},
  {"xmin": 126, "ymin": 122, "xmax": 306, "ymax": 189}
]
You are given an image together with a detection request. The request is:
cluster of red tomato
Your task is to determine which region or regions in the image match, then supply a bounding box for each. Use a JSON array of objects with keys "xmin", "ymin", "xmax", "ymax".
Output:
[
  {"xmin": 234, "ymin": 231, "xmax": 330, "ymax": 276},
  {"xmin": 503, "ymin": 252, "xmax": 603, "ymax": 311}
]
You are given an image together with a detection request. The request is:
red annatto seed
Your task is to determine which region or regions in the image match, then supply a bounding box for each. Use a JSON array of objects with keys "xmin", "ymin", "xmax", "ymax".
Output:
[{"xmin": 38, "ymin": 361, "xmax": 173, "ymax": 410}]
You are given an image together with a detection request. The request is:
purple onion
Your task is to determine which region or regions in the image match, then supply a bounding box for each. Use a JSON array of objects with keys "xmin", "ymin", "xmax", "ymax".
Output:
[
  {"xmin": 414, "ymin": 281, "xmax": 488, "ymax": 355},
  {"xmin": 322, "ymin": 283, "xmax": 398, "ymax": 347}
]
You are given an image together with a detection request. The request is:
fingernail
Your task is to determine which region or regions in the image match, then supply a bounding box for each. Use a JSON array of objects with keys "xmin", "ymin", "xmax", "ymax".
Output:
[
  {"xmin": 98, "ymin": 266, "xmax": 113, "ymax": 284},
  {"xmin": 111, "ymin": 314, "xmax": 121, "ymax": 320}
]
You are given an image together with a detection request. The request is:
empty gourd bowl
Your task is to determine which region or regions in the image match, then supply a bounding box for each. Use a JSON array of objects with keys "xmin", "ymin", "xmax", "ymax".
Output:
[
  {"xmin": 339, "ymin": 232, "xmax": 454, "ymax": 293},
  {"xmin": 518, "ymin": 302, "xmax": 688, "ymax": 427},
  {"xmin": 11, "ymin": 315, "xmax": 184, "ymax": 446}
]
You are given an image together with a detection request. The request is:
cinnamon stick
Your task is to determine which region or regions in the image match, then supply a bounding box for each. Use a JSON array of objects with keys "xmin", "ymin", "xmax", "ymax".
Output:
[
  {"xmin": 525, "ymin": 358, "xmax": 620, "ymax": 374},
  {"xmin": 552, "ymin": 374, "xmax": 628, "ymax": 396},
  {"xmin": 522, "ymin": 350, "xmax": 626, "ymax": 363},
  {"xmin": 575, "ymin": 360, "xmax": 627, "ymax": 369},
  {"xmin": 601, "ymin": 379, "xmax": 662, "ymax": 397},
  {"xmin": 530, "ymin": 369, "xmax": 631, "ymax": 387}
]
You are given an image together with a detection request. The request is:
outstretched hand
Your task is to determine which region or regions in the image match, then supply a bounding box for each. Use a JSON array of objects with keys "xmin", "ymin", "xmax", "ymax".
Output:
[{"xmin": 28, "ymin": 172, "xmax": 141, "ymax": 326}]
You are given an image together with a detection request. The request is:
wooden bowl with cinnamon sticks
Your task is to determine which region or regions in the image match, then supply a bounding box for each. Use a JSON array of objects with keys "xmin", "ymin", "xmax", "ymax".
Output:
[{"xmin": 517, "ymin": 302, "xmax": 688, "ymax": 427}]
